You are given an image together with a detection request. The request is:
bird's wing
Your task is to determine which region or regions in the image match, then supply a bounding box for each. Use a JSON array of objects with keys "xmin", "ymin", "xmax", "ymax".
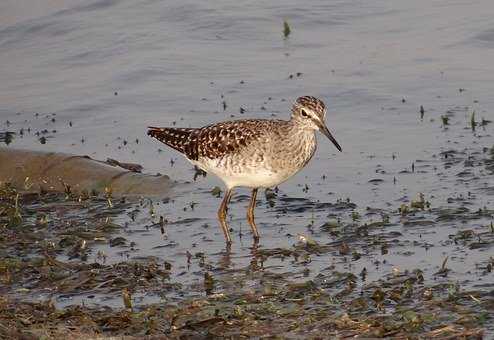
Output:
[
  {"xmin": 148, "ymin": 126, "xmax": 197, "ymax": 156},
  {"xmin": 148, "ymin": 120, "xmax": 279, "ymax": 161}
]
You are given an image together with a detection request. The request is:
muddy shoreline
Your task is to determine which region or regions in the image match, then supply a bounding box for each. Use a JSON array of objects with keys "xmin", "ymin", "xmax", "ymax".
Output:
[
  {"xmin": 1, "ymin": 144, "xmax": 493, "ymax": 338},
  {"xmin": 2, "ymin": 101, "xmax": 494, "ymax": 338},
  {"xmin": 0, "ymin": 148, "xmax": 173, "ymax": 196}
]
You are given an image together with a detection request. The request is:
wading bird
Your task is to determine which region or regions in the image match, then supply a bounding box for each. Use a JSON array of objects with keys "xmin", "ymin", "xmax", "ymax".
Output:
[{"xmin": 148, "ymin": 96, "xmax": 342, "ymax": 244}]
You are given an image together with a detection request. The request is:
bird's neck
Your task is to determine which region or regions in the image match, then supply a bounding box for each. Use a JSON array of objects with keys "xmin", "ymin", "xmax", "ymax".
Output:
[
  {"xmin": 285, "ymin": 121, "xmax": 317, "ymax": 151},
  {"xmin": 288, "ymin": 118, "xmax": 316, "ymax": 135},
  {"xmin": 283, "ymin": 122, "xmax": 317, "ymax": 168}
]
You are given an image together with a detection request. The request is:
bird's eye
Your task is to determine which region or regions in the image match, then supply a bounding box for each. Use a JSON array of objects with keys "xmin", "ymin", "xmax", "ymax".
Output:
[{"xmin": 301, "ymin": 110, "xmax": 308, "ymax": 117}]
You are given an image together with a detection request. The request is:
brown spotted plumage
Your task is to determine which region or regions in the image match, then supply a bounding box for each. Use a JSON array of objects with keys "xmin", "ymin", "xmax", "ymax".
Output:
[
  {"xmin": 293, "ymin": 95, "xmax": 325, "ymax": 115},
  {"xmin": 148, "ymin": 120, "xmax": 282, "ymax": 161},
  {"xmin": 148, "ymin": 96, "xmax": 342, "ymax": 244},
  {"xmin": 147, "ymin": 127, "xmax": 196, "ymax": 157}
]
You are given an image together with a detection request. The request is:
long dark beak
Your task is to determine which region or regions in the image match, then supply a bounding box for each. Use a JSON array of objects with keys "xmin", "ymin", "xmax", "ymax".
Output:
[{"xmin": 318, "ymin": 123, "xmax": 342, "ymax": 152}]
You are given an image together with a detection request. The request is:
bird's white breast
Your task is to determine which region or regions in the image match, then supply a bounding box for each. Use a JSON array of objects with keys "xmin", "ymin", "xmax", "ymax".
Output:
[{"xmin": 191, "ymin": 158, "xmax": 287, "ymax": 189}]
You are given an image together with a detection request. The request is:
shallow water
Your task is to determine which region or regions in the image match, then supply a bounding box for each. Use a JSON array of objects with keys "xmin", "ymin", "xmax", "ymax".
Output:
[{"xmin": 1, "ymin": 0, "xmax": 494, "ymax": 331}]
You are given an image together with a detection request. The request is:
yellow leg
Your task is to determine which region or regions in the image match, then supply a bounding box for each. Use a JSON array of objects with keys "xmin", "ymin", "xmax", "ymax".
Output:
[
  {"xmin": 217, "ymin": 188, "xmax": 233, "ymax": 244},
  {"xmin": 246, "ymin": 188, "xmax": 260, "ymax": 241}
]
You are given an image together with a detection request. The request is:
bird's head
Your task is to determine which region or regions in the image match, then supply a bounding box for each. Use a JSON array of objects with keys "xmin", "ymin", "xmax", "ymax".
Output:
[{"xmin": 291, "ymin": 96, "xmax": 342, "ymax": 152}]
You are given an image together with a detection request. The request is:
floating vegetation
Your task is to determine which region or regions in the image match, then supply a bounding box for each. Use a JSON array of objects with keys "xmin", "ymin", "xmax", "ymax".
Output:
[
  {"xmin": 0, "ymin": 263, "xmax": 488, "ymax": 338},
  {"xmin": 1, "ymin": 98, "xmax": 494, "ymax": 337},
  {"xmin": 105, "ymin": 186, "xmax": 113, "ymax": 208},
  {"xmin": 1, "ymin": 166, "xmax": 494, "ymax": 338},
  {"xmin": 441, "ymin": 115, "xmax": 449, "ymax": 126},
  {"xmin": 481, "ymin": 117, "xmax": 492, "ymax": 127},
  {"xmin": 410, "ymin": 192, "xmax": 430, "ymax": 210},
  {"xmin": 211, "ymin": 186, "xmax": 222, "ymax": 197},
  {"xmin": 471, "ymin": 110, "xmax": 477, "ymax": 131},
  {"xmin": 122, "ymin": 287, "xmax": 133, "ymax": 311},
  {"xmin": 0, "ymin": 184, "xmax": 22, "ymax": 227},
  {"xmin": 0, "ymin": 131, "xmax": 15, "ymax": 145},
  {"xmin": 283, "ymin": 20, "xmax": 291, "ymax": 38}
]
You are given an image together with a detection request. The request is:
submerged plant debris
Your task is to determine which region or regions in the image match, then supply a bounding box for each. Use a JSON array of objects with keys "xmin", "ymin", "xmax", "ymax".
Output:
[
  {"xmin": 283, "ymin": 20, "xmax": 291, "ymax": 38},
  {"xmin": 1, "ymin": 94, "xmax": 494, "ymax": 338},
  {"xmin": 0, "ymin": 131, "xmax": 15, "ymax": 145},
  {"xmin": 1, "ymin": 166, "xmax": 493, "ymax": 339}
]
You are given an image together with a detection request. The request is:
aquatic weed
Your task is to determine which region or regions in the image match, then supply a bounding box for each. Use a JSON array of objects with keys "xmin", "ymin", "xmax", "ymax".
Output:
[
  {"xmin": 283, "ymin": 20, "xmax": 291, "ymax": 38},
  {"xmin": 471, "ymin": 111, "xmax": 477, "ymax": 131},
  {"xmin": 0, "ymin": 184, "xmax": 23, "ymax": 228},
  {"xmin": 441, "ymin": 115, "xmax": 449, "ymax": 126}
]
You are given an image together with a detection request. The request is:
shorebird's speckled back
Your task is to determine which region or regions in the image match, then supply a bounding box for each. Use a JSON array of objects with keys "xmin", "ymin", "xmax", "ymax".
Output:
[{"xmin": 148, "ymin": 96, "xmax": 339, "ymax": 189}]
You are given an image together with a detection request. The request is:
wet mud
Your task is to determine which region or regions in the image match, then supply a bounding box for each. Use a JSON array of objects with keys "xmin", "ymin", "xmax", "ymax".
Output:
[
  {"xmin": 2, "ymin": 0, "xmax": 494, "ymax": 338},
  {"xmin": 0, "ymin": 148, "xmax": 172, "ymax": 196},
  {"xmin": 1, "ymin": 127, "xmax": 494, "ymax": 337},
  {"xmin": 2, "ymin": 76, "xmax": 494, "ymax": 338}
]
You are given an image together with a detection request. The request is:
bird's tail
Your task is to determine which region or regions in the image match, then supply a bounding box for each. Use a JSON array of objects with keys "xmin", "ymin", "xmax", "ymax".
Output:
[{"xmin": 147, "ymin": 126, "xmax": 195, "ymax": 155}]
